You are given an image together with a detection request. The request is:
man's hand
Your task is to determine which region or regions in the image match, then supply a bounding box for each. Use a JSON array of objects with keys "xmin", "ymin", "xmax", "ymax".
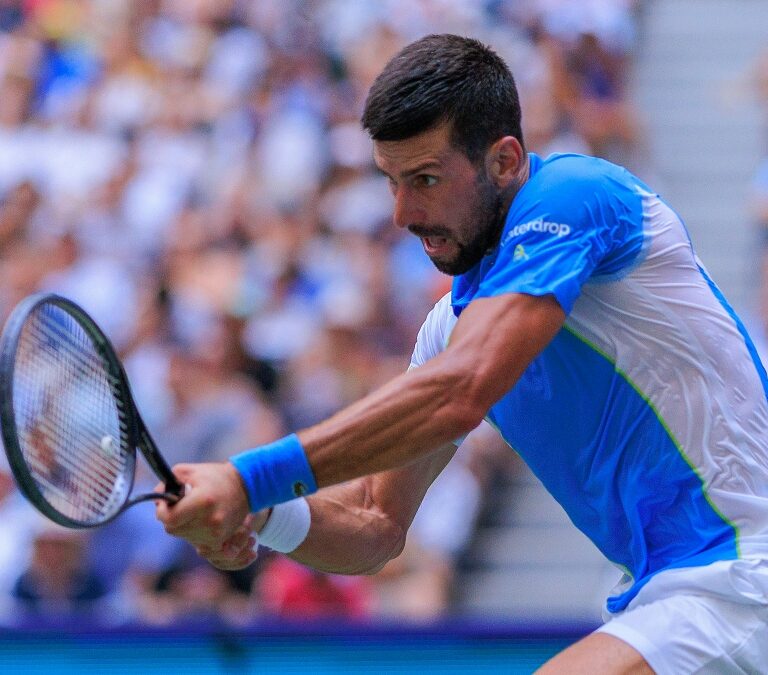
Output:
[
  {"xmin": 155, "ymin": 461, "xmax": 251, "ymax": 550},
  {"xmin": 195, "ymin": 515, "xmax": 258, "ymax": 570},
  {"xmin": 194, "ymin": 509, "xmax": 272, "ymax": 571}
]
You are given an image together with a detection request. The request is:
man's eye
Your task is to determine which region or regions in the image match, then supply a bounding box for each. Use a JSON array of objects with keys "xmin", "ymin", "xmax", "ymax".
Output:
[{"xmin": 417, "ymin": 175, "xmax": 438, "ymax": 187}]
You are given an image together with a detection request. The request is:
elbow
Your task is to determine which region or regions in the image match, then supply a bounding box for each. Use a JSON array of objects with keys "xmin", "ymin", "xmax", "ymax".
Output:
[
  {"xmin": 432, "ymin": 358, "xmax": 494, "ymax": 438},
  {"xmin": 442, "ymin": 397, "xmax": 488, "ymax": 440},
  {"xmin": 354, "ymin": 519, "xmax": 407, "ymax": 576}
]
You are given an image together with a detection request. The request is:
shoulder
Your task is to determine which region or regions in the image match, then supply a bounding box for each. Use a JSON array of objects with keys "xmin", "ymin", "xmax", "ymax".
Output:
[
  {"xmin": 512, "ymin": 153, "xmax": 646, "ymax": 223},
  {"xmin": 499, "ymin": 153, "xmax": 649, "ymax": 264},
  {"xmin": 530, "ymin": 153, "xmax": 637, "ymax": 191}
]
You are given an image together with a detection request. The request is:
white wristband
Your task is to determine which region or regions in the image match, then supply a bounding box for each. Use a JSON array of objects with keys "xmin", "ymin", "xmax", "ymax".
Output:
[{"xmin": 257, "ymin": 497, "xmax": 311, "ymax": 553}]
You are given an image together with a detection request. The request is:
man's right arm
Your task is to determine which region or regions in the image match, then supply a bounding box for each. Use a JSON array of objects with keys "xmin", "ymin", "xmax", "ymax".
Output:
[
  {"xmin": 289, "ymin": 441, "xmax": 458, "ymax": 575},
  {"xmin": 199, "ymin": 441, "xmax": 458, "ymax": 573}
]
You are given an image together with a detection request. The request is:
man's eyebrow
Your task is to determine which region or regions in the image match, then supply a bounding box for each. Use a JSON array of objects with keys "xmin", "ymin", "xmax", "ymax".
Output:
[
  {"xmin": 402, "ymin": 160, "xmax": 441, "ymax": 178},
  {"xmin": 376, "ymin": 160, "xmax": 442, "ymax": 180}
]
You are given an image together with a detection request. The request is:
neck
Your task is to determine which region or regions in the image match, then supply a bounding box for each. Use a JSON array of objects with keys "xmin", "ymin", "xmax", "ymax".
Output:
[
  {"xmin": 507, "ymin": 153, "xmax": 531, "ymax": 206},
  {"xmin": 500, "ymin": 154, "xmax": 530, "ymax": 222},
  {"xmin": 486, "ymin": 155, "xmax": 530, "ymax": 254}
]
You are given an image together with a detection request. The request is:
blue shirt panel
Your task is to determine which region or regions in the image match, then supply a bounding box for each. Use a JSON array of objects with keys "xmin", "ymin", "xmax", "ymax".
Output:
[
  {"xmin": 452, "ymin": 153, "xmax": 648, "ymax": 316},
  {"xmin": 486, "ymin": 328, "xmax": 738, "ymax": 612}
]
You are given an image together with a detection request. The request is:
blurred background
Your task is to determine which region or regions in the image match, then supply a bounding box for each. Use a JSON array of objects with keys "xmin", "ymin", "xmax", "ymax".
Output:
[{"xmin": 0, "ymin": 0, "xmax": 767, "ymax": 671}]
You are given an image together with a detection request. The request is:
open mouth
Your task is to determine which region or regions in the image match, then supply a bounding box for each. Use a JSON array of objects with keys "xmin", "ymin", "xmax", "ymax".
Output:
[{"xmin": 422, "ymin": 235, "xmax": 450, "ymax": 254}]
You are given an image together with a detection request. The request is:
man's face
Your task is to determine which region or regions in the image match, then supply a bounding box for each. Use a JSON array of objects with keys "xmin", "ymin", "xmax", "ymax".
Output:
[{"xmin": 373, "ymin": 123, "xmax": 505, "ymax": 276}]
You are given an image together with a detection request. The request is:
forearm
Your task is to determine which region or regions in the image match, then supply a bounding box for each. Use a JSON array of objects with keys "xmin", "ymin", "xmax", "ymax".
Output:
[
  {"xmin": 299, "ymin": 355, "xmax": 479, "ymax": 488},
  {"xmin": 274, "ymin": 443, "xmax": 459, "ymax": 575}
]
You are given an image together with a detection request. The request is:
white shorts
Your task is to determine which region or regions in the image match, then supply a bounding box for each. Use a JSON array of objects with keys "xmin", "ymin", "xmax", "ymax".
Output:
[{"xmin": 597, "ymin": 558, "xmax": 768, "ymax": 674}]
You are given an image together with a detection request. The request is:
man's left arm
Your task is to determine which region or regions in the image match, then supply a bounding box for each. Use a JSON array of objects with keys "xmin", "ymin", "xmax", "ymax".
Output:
[
  {"xmin": 302, "ymin": 292, "xmax": 564, "ymax": 485},
  {"xmin": 157, "ymin": 292, "xmax": 565, "ymax": 549}
]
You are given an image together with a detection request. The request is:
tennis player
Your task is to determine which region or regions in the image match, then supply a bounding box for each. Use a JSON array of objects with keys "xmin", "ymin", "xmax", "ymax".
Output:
[{"xmin": 156, "ymin": 34, "xmax": 768, "ymax": 673}]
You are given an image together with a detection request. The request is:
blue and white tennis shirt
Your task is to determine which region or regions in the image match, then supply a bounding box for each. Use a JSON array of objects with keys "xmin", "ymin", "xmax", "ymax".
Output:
[{"xmin": 409, "ymin": 152, "xmax": 768, "ymax": 614}]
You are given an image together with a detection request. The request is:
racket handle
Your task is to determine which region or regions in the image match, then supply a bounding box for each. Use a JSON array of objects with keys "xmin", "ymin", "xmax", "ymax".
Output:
[
  {"xmin": 136, "ymin": 421, "xmax": 185, "ymax": 498},
  {"xmin": 164, "ymin": 473, "xmax": 185, "ymax": 498},
  {"xmin": 123, "ymin": 491, "xmax": 181, "ymax": 510}
]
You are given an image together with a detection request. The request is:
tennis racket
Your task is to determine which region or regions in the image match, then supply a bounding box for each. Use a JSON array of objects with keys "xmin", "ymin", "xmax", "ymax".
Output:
[{"xmin": 0, "ymin": 292, "xmax": 184, "ymax": 528}]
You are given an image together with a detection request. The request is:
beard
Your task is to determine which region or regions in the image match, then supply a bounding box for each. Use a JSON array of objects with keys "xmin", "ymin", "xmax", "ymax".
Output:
[{"xmin": 409, "ymin": 171, "xmax": 507, "ymax": 276}]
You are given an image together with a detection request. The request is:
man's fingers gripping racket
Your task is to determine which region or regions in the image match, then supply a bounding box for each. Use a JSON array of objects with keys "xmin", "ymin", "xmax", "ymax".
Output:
[{"xmin": 196, "ymin": 520, "xmax": 259, "ymax": 570}]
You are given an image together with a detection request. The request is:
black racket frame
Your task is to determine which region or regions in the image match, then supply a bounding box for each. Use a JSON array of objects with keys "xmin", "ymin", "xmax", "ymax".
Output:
[{"xmin": 0, "ymin": 293, "xmax": 184, "ymax": 528}]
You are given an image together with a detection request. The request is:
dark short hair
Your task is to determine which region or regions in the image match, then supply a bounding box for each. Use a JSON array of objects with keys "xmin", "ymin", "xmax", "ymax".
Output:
[{"xmin": 362, "ymin": 34, "xmax": 524, "ymax": 163}]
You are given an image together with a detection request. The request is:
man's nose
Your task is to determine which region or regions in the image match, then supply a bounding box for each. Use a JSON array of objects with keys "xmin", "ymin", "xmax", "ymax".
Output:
[{"xmin": 392, "ymin": 186, "xmax": 425, "ymax": 230}]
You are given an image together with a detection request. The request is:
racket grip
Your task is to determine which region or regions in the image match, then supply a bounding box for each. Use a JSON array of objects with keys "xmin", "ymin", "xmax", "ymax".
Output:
[
  {"xmin": 136, "ymin": 422, "xmax": 185, "ymax": 499},
  {"xmin": 164, "ymin": 473, "xmax": 185, "ymax": 498}
]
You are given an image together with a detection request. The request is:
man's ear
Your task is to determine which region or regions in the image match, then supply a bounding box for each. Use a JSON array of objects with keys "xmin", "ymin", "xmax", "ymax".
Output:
[{"xmin": 486, "ymin": 136, "xmax": 525, "ymax": 188}]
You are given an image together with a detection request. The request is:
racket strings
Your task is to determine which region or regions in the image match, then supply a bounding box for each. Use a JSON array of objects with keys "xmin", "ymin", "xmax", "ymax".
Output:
[
  {"xmin": 19, "ymin": 324, "xmax": 122, "ymax": 510},
  {"xmin": 26, "ymin": 315, "xmax": 129, "ymax": 493},
  {"xmin": 13, "ymin": 306, "xmax": 133, "ymax": 523},
  {"xmin": 20, "ymin": 321, "xmax": 127, "ymax": 515}
]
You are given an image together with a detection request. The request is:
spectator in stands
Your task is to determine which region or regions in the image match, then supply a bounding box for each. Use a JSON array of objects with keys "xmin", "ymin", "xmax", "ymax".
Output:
[
  {"xmin": 0, "ymin": 461, "xmax": 40, "ymax": 616},
  {"xmin": 9, "ymin": 518, "xmax": 110, "ymax": 625},
  {"xmin": 135, "ymin": 546, "xmax": 258, "ymax": 627},
  {"xmin": 257, "ymin": 555, "xmax": 374, "ymax": 620}
]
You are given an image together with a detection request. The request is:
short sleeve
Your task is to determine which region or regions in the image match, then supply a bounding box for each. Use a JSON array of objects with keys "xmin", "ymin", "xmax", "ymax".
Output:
[
  {"xmin": 408, "ymin": 293, "xmax": 465, "ymax": 446},
  {"xmin": 408, "ymin": 293, "xmax": 456, "ymax": 370},
  {"xmin": 457, "ymin": 154, "xmax": 646, "ymax": 315}
]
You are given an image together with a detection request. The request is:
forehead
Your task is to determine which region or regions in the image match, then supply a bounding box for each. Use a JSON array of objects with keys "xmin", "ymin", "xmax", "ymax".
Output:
[{"xmin": 372, "ymin": 123, "xmax": 463, "ymax": 175}]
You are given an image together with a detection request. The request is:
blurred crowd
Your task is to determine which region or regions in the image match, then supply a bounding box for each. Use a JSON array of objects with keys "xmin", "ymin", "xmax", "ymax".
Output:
[
  {"xmin": 752, "ymin": 49, "xmax": 768, "ymax": 355},
  {"xmin": 0, "ymin": 0, "xmax": 644, "ymax": 627}
]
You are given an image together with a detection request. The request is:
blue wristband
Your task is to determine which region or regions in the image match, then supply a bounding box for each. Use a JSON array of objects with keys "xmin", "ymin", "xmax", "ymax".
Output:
[{"xmin": 230, "ymin": 434, "xmax": 318, "ymax": 512}]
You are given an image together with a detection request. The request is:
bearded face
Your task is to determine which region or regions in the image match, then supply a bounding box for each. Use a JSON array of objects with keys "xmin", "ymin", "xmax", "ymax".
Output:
[
  {"xmin": 407, "ymin": 168, "xmax": 506, "ymax": 276},
  {"xmin": 373, "ymin": 123, "xmax": 516, "ymax": 278}
]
